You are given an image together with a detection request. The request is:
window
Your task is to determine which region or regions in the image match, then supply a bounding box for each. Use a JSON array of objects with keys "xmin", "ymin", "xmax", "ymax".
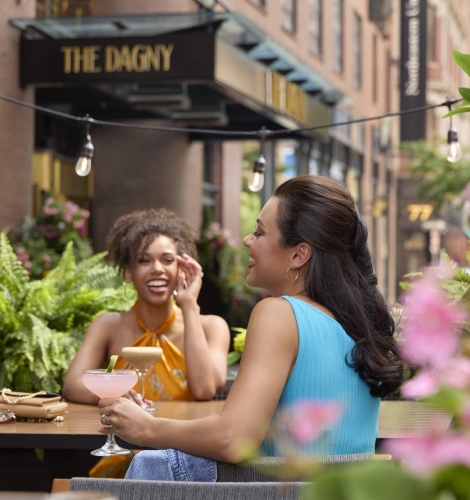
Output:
[
  {"xmin": 353, "ymin": 12, "xmax": 362, "ymax": 88},
  {"xmin": 333, "ymin": 0, "xmax": 343, "ymax": 72},
  {"xmin": 282, "ymin": 0, "xmax": 296, "ymax": 33},
  {"xmin": 427, "ymin": 5, "xmax": 437, "ymax": 63},
  {"xmin": 309, "ymin": 0, "xmax": 322, "ymax": 54}
]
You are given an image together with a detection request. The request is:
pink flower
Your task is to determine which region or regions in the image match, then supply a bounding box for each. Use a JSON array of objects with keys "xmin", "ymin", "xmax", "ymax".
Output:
[
  {"xmin": 400, "ymin": 277, "xmax": 466, "ymax": 368},
  {"xmin": 439, "ymin": 358, "xmax": 470, "ymax": 389},
  {"xmin": 384, "ymin": 434, "xmax": 470, "ymax": 476},
  {"xmin": 73, "ymin": 219, "xmax": 85, "ymax": 229},
  {"xmin": 43, "ymin": 207, "xmax": 58, "ymax": 216},
  {"xmin": 282, "ymin": 400, "xmax": 342, "ymax": 445},
  {"xmin": 401, "ymin": 370, "xmax": 438, "ymax": 399},
  {"xmin": 78, "ymin": 226, "xmax": 87, "ymax": 237},
  {"xmin": 63, "ymin": 214, "xmax": 73, "ymax": 223}
]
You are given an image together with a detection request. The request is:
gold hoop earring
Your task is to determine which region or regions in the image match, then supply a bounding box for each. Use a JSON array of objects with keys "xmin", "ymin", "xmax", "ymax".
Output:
[{"xmin": 285, "ymin": 266, "xmax": 299, "ymax": 282}]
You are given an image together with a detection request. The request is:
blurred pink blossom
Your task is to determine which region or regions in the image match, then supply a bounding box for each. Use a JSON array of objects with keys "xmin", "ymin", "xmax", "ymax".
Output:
[
  {"xmin": 73, "ymin": 219, "xmax": 85, "ymax": 229},
  {"xmin": 401, "ymin": 370, "xmax": 438, "ymax": 399},
  {"xmin": 440, "ymin": 358, "xmax": 470, "ymax": 389},
  {"xmin": 282, "ymin": 400, "xmax": 342, "ymax": 445},
  {"xmin": 400, "ymin": 277, "xmax": 466, "ymax": 369},
  {"xmin": 384, "ymin": 435, "xmax": 470, "ymax": 476},
  {"xmin": 14, "ymin": 246, "xmax": 30, "ymax": 262}
]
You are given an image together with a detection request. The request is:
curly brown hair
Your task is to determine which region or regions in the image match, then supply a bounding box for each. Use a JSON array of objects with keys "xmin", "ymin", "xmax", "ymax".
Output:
[{"xmin": 106, "ymin": 208, "xmax": 198, "ymax": 272}]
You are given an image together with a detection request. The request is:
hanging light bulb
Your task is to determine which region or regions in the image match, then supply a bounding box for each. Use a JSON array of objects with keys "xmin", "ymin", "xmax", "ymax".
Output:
[
  {"xmin": 75, "ymin": 120, "xmax": 94, "ymax": 176},
  {"xmin": 248, "ymin": 153, "xmax": 266, "ymax": 192},
  {"xmin": 446, "ymin": 128, "xmax": 462, "ymax": 163}
]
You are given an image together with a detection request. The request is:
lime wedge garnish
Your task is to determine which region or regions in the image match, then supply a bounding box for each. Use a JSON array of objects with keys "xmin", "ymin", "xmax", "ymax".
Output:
[{"xmin": 106, "ymin": 355, "xmax": 118, "ymax": 373}]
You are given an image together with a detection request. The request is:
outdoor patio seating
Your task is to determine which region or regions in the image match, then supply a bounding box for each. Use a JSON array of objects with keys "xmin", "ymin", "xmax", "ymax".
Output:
[{"xmin": 51, "ymin": 454, "xmax": 391, "ymax": 500}]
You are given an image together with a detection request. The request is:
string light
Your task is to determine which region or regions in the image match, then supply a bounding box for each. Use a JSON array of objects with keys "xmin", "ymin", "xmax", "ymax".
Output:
[
  {"xmin": 445, "ymin": 102, "xmax": 462, "ymax": 163},
  {"xmin": 248, "ymin": 154, "xmax": 266, "ymax": 192},
  {"xmin": 447, "ymin": 128, "xmax": 462, "ymax": 163},
  {"xmin": 75, "ymin": 116, "xmax": 94, "ymax": 177},
  {"xmin": 248, "ymin": 127, "xmax": 270, "ymax": 192},
  {"xmin": 0, "ymin": 93, "xmax": 463, "ymax": 178}
]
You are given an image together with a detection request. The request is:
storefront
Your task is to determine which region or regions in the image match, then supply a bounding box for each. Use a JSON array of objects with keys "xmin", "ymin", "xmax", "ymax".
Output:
[{"xmin": 10, "ymin": 11, "xmax": 343, "ymax": 248}]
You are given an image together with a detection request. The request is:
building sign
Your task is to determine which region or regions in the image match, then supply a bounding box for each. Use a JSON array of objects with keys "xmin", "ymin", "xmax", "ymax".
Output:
[
  {"xmin": 265, "ymin": 70, "xmax": 306, "ymax": 123},
  {"xmin": 407, "ymin": 203, "xmax": 433, "ymax": 222},
  {"xmin": 20, "ymin": 33, "xmax": 215, "ymax": 86},
  {"xmin": 400, "ymin": 0, "xmax": 427, "ymax": 141}
]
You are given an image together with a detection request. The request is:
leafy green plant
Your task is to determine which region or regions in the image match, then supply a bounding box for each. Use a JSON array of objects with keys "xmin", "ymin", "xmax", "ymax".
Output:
[
  {"xmin": 443, "ymin": 50, "xmax": 470, "ymax": 120},
  {"xmin": 400, "ymin": 141, "xmax": 470, "ymax": 210},
  {"xmin": 0, "ymin": 233, "xmax": 136, "ymax": 393}
]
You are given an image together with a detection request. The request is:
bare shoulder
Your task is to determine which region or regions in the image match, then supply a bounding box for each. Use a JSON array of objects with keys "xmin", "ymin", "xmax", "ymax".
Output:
[
  {"xmin": 251, "ymin": 296, "xmax": 295, "ymax": 322},
  {"xmin": 87, "ymin": 310, "xmax": 132, "ymax": 334},
  {"xmin": 200, "ymin": 314, "xmax": 230, "ymax": 335},
  {"xmin": 247, "ymin": 297, "xmax": 297, "ymax": 341}
]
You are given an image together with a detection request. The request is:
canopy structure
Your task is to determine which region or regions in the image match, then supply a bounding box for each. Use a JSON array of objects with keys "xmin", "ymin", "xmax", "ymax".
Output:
[{"xmin": 11, "ymin": 11, "xmax": 344, "ymax": 139}]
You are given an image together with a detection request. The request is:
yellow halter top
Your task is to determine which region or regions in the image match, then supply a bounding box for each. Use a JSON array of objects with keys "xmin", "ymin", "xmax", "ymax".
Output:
[
  {"xmin": 90, "ymin": 303, "xmax": 195, "ymax": 479},
  {"xmin": 114, "ymin": 303, "xmax": 195, "ymax": 401}
]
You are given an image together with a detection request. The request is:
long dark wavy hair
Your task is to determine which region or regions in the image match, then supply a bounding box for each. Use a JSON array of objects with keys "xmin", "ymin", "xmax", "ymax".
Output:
[{"xmin": 273, "ymin": 175, "xmax": 403, "ymax": 398}]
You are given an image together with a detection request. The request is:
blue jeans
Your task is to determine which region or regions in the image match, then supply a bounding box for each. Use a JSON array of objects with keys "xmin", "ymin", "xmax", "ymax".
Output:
[{"xmin": 125, "ymin": 449, "xmax": 217, "ymax": 482}]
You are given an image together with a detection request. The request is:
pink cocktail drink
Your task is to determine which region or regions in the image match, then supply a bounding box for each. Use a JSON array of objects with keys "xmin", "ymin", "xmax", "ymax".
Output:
[
  {"xmin": 83, "ymin": 370, "xmax": 138, "ymax": 398},
  {"xmin": 82, "ymin": 368, "xmax": 138, "ymax": 457}
]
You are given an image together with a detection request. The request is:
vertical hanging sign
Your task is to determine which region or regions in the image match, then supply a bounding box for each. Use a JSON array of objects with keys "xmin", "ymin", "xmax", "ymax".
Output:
[{"xmin": 400, "ymin": 0, "xmax": 427, "ymax": 141}]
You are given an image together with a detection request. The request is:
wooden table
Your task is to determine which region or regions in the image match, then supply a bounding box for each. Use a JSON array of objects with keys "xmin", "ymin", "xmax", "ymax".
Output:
[
  {"xmin": 0, "ymin": 401, "xmax": 225, "ymax": 450},
  {"xmin": 0, "ymin": 400, "xmax": 452, "ymax": 449},
  {"xmin": 0, "ymin": 400, "xmax": 452, "ymax": 492}
]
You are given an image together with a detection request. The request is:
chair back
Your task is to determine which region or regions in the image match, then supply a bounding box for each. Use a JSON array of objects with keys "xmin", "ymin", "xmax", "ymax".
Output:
[{"xmin": 71, "ymin": 478, "xmax": 307, "ymax": 500}]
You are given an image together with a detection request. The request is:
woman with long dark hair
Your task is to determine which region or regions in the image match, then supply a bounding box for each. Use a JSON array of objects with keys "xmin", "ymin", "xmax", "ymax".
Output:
[{"xmin": 98, "ymin": 175, "xmax": 403, "ymax": 480}]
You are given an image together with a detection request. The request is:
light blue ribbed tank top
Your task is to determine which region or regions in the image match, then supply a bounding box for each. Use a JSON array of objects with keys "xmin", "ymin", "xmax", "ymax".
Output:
[{"xmin": 260, "ymin": 296, "xmax": 379, "ymax": 456}]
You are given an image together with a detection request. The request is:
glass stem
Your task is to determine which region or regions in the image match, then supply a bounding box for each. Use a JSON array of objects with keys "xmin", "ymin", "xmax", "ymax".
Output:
[
  {"xmin": 106, "ymin": 434, "xmax": 117, "ymax": 447},
  {"xmin": 139, "ymin": 369, "xmax": 147, "ymax": 399}
]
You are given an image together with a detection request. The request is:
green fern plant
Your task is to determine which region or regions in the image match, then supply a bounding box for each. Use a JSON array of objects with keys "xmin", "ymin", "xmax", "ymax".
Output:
[{"xmin": 0, "ymin": 232, "xmax": 136, "ymax": 392}]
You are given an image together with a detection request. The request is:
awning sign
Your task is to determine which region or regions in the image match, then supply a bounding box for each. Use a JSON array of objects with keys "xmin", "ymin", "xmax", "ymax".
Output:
[{"xmin": 20, "ymin": 33, "xmax": 215, "ymax": 86}]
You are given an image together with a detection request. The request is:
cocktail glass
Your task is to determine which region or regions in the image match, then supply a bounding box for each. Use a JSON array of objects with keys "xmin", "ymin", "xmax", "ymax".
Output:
[
  {"xmin": 82, "ymin": 369, "xmax": 138, "ymax": 456},
  {"xmin": 121, "ymin": 347, "xmax": 163, "ymax": 413}
]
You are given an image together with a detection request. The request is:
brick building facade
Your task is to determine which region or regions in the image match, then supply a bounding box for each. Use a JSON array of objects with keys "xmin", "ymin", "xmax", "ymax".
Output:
[{"xmin": 0, "ymin": 0, "xmax": 441, "ymax": 301}]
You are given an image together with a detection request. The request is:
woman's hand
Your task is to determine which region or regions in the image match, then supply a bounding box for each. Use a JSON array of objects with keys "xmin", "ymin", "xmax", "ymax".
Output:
[
  {"xmin": 175, "ymin": 254, "xmax": 204, "ymax": 308},
  {"xmin": 123, "ymin": 389, "xmax": 154, "ymax": 409},
  {"xmin": 98, "ymin": 397, "xmax": 155, "ymax": 447}
]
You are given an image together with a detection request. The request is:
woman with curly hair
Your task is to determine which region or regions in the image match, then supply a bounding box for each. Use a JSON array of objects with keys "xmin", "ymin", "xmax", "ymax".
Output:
[
  {"xmin": 63, "ymin": 207, "xmax": 230, "ymax": 406},
  {"xmin": 96, "ymin": 175, "xmax": 403, "ymax": 481}
]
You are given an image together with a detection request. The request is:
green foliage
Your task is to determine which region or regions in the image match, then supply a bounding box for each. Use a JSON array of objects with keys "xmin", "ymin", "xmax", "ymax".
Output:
[
  {"xmin": 0, "ymin": 233, "xmax": 136, "ymax": 393},
  {"xmin": 400, "ymin": 141, "xmax": 470, "ymax": 209},
  {"xmin": 306, "ymin": 461, "xmax": 435, "ymax": 500},
  {"xmin": 443, "ymin": 50, "xmax": 470, "ymax": 119}
]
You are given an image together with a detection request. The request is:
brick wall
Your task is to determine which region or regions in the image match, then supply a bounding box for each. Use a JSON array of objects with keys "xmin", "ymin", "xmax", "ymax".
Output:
[{"xmin": 0, "ymin": 0, "xmax": 35, "ymax": 231}]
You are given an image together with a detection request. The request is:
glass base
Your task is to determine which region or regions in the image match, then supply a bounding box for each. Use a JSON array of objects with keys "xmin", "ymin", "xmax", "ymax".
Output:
[
  {"xmin": 145, "ymin": 406, "xmax": 156, "ymax": 413},
  {"xmin": 91, "ymin": 434, "xmax": 131, "ymax": 456},
  {"xmin": 91, "ymin": 445, "xmax": 131, "ymax": 457}
]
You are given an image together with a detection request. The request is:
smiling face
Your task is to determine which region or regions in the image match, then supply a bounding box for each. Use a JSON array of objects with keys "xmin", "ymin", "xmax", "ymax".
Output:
[
  {"xmin": 242, "ymin": 196, "xmax": 295, "ymax": 296},
  {"xmin": 126, "ymin": 234, "xmax": 179, "ymax": 306}
]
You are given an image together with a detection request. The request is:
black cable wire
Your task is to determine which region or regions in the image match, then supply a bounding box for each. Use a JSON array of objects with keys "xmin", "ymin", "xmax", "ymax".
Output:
[
  {"xmin": 268, "ymin": 98, "xmax": 462, "ymax": 136},
  {"xmin": 0, "ymin": 92, "xmax": 462, "ymax": 138}
]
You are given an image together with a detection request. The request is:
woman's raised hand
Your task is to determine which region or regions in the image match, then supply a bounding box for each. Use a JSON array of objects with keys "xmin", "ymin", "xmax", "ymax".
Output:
[{"xmin": 175, "ymin": 254, "xmax": 204, "ymax": 307}]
